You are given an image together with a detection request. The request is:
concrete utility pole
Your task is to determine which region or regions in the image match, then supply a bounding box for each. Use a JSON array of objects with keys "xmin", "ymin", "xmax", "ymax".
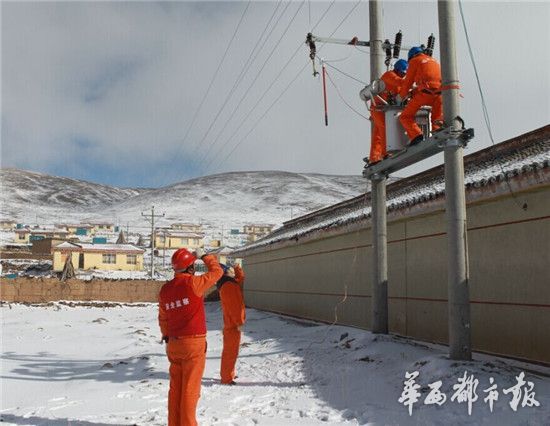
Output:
[
  {"xmin": 141, "ymin": 206, "xmax": 165, "ymax": 279},
  {"xmin": 369, "ymin": 0, "xmax": 388, "ymax": 334},
  {"xmin": 438, "ymin": 0, "xmax": 472, "ymax": 360}
]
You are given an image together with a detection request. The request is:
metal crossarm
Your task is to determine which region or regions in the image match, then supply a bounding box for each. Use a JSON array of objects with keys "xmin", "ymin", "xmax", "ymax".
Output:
[{"xmin": 363, "ymin": 127, "xmax": 474, "ymax": 179}]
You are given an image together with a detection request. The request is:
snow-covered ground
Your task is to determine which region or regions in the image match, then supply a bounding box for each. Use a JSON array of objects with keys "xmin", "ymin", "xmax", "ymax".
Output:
[{"xmin": 1, "ymin": 302, "xmax": 549, "ymax": 425}]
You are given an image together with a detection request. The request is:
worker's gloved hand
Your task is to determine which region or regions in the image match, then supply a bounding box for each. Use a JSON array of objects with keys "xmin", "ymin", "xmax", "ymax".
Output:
[
  {"xmin": 226, "ymin": 267, "xmax": 236, "ymax": 278},
  {"xmin": 193, "ymin": 248, "xmax": 205, "ymax": 259},
  {"xmin": 161, "ymin": 336, "xmax": 169, "ymax": 344}
]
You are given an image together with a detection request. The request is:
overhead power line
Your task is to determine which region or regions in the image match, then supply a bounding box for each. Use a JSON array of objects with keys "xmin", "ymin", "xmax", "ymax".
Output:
[
  {"xmin": 458, "ymin": 0, "xmax": 526, "ymax": 210},
  {"xmin": 160, "ymin": 0, "xmax": 251, "ymax": 183},
  {"xmin": 208, "ymin": 0, "xmax": 364, "ymax": 172},
  {"xmin": 194, "ymin": 0, "xmax": 306, "ymax": 168},
  {"xmin": 200, "ymin": 0, "xmax": 340, "ymax": 174},
  {"xmin": 186, "ymin": 0, "xmax": 292, "ymax": 170},
  {"xmin": 325, "ymin": 70, "xmax": 369, "ymax": 120}
]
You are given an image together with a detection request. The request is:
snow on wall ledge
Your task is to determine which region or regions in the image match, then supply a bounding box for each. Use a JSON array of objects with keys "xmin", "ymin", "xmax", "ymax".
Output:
[{"xmin": 236, "ymin": 125, "xmax": 550, "ymax": 255}]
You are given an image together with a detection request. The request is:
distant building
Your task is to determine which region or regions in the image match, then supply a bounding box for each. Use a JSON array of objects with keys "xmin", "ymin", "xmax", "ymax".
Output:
[
  {"xmin": 170, "ymin": 223, "xmax": 203, "ymax": 233},
  {"xmin": 52, "ymin": 242, "xmax": 144, "ymax": 272},
  {"xmin": 88, "ymin": 222, "xmax": 115, "ymax": 233},
  {"xmin": 56, "ymin": 223, "xmax": 94, "ymax": 236},
  {"xmin": 209, "ymin": 239, "xmax": 222, "ymax": 248},
  {"xmin": 31, "ymin": 237, "xmax": 71, "ymax": 255},
  {"xmin": 0, "ymin": 219, "xmax": 17, "ymax": 230},
  {"xmin": 15, "ymin": 228, "xmax": 70, "ymax": 244},
  {"xmin": 208, "ymin": 246, "xmax": 234, "ymax": 265},
  {"xmin": 243, "ymin": 224, "xmax": 274, "ymax": 242},
  {"xmin": 155, "ymin": 231, "xmax": 204, "ymax": 250}
]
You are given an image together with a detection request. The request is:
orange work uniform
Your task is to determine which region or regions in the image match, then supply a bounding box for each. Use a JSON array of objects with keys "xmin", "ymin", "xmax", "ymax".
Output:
[
  {"xmin": 399, "ymin": 53, "xmax": 443, "ymax": 141},
  {"xmin": 369, "ymin": 70, "xmax": 404, "ymax": 163},
  {"xmin": 218, "ymin": 265, "xmax": 246, "ymax": 384},
  {"xmin": 158, "ymin": 255, "xmax": 223, "ymax": 426}
]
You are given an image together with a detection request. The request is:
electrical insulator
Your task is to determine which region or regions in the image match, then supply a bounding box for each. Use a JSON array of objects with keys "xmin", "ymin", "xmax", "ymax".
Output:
[
  {"xmin": 384, "ymin": 39, "xmax": 392, "ymax": 67},
  {"xmin": 392, "ymin": 31, "xmax": 402, "ymax": 58},
  {"xmin": 426, "ymin": 33, "xmax": 435, "ymax": 56}
]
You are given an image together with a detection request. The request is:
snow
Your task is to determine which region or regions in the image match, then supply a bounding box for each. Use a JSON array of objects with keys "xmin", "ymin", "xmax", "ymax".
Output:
[
  {"xmin": 0, "ymin": 170, "xmax": 367, "ymax": 239},
  {"xmin": 74, "ymin": 243, "xmax": 144, "ymax": 253},
  {"xmin": 1, "ymin": 302, "xmax": 549, "ymax": 425}
]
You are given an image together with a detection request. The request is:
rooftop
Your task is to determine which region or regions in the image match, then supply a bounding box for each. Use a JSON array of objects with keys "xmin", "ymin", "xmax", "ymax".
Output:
[{"xmin": 54, "ymin": 242, "xmax": 144, "ymax": 253}]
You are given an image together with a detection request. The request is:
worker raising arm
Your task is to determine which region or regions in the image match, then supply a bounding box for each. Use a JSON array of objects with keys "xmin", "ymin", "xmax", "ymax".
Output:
[
  {"xmin": 158, "ymin": 248, "xmax": 223, "ymax": 426},
  {"xmin": 217, "ymin": 263, "xmax": 246, "ymax": 385}
]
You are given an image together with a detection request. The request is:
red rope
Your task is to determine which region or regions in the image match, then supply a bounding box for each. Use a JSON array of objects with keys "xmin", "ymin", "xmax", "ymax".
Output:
[{"xmin": 322, "ymin": 63, "xmax": 328, "ymax": 126}]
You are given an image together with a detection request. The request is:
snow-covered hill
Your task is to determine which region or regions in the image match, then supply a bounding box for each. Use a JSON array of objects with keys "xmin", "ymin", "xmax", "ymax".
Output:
[
  {"xmin": 0, "ymin": 168, "xmax": 146, "ymax": 222},
  {"xmin": 0, "ymin": 168, "xmax": 368, "ymax": 232}
]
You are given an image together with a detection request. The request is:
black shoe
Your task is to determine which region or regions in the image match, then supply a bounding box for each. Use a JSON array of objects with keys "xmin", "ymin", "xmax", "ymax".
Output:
[
  {"xmin": 222, "ymin": 380, "xmax": 237, "ymax": 385},
  {"xmin": 409, "ymin": 135, "xmax": 423, "ymax": 146}
]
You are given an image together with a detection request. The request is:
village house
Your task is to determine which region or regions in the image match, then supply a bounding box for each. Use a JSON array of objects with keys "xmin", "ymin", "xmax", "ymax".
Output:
[
  {"xmin": 31, "ymin": 237, "xmax": 74, "ymax": 255},
  {"xmin": 208, "ymin": 246, "xmax": 234, "ymax": 265},
  {"xmin": 14, "ymin": 228, "xmax": 70, "ymax": 244},
  {"xmin": 0, "ymin": 219, "xmax": 18, "ymax": 230},
  {"xmin": 52, "ymin": 242, "xmax": 144, "ymax": 272},
  {"xmin": 170, "ymin": 222, "xmax": 203, "ymax": 233},
  {"xmin": 154, "ymin": 231, "xmax": 204, "ymax": 250},
  {"xmin": 243, "ymin": 223, "xmax": 274, "ymax": 242},
  {"xmin": 88, "ymin": 222, "xmax": 115, "ymax": 233},
  {"xmin": 55, "ymin": 223, "xmax": 95, "ymax": 237}
]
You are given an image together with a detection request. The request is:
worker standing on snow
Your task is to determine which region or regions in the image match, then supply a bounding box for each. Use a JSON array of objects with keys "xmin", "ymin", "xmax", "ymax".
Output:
[
  {"xmin": 158, "ymin": 248, "xmax": 223, "ymax": 426},
  {"xmin": 368, "ymin": 59, "xmax": 408, "ymax": 165},
  {"xmin": 217, "ymin": 263, "xmax": 246, "ymax": 385},
  {"xmin": 399, "ymin": 46, "xmax": 443, "ymax": 146}
]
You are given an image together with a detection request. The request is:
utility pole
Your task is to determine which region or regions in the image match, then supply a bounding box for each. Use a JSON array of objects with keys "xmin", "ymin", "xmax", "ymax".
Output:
[
  {"xmin": 438, "ymin": 0, "xmax": 472, "ymax": 360},
  {"xmin": 141, "ymin": 206, "xmax": 165, "ymax": 279},
  {"xmin": 369, "ymin": 0, "xmax": 388, "ymax": 334},
  {"xmin": 162, "ymin": 229, "xmax": 167, "ymax": 268}
]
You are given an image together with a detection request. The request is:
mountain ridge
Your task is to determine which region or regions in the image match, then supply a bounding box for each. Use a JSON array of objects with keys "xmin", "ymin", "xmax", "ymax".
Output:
[{"xmin": 0, "ymin": 168, "xmax": 370, "ymax": 232}]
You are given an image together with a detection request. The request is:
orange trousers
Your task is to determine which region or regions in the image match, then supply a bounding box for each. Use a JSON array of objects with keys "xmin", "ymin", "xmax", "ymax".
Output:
[
  {"xmin": 399, "ymin": 91, "xmax": 443, "ymax": 141},
  {"xmin": 220, "ymin": 327, "xmax": 241, "ymax": 384},
  {"xmin": 370, "ymin": 108, "xmax": 387, "ymax": 163},
  {"xmin": 166, "ymin": 336, "xmax": 207, "ymax": 426}
]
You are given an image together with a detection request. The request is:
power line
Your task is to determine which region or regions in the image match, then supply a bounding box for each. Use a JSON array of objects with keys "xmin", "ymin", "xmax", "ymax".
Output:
[
  {"xmin": 457, "ymin": 0, "xmax": 494, "ymax": 145},
  {"xmin": 203, "ymin": 42, "xmax": 305, "ymax": 173},
  {"xmin": 325, "ymin": 70, "xmax": 370, "ymax": 120},
  {"xmin": 458, "ymin": 0, "xmax": 526, "ymax": 210},
  {"xmin": 194, "ymin": 0, "xmax": 306, "ymax": 168},
  {"xmin": 200, "ymin": 0, "xmax": 340, "ymax": 174},
  {"xmin": 209, "ymin": 0, "xmax": 364, "ymax": 172},
  {"xmin": 212, "ymin": 59, "xmax": 312, "ymax": 172},
  {"xmin": 186, "ymin": 0, "xmax": 291, "ymax": 169},
  {"xmin": 322, "ymin": 59, "xmax": 367, "ymax": 85},
  {"xmin": 159, "ymin": 0, "xmax": 251, "ymax": 184}
]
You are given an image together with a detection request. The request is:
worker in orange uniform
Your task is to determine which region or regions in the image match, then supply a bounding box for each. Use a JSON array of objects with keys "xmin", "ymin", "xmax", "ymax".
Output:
[
  {"xmin": 158, "ymin": 248, "xmax": 223, "ymax": 426},
  {"xmin": 369, "ymin": 59, "xmax": 408, "ymax": 165},
  {"xmin": 399, "ymin": 46, "xmax": 443, "ymax": 146},
  {"xmin": 217, "ymin": 263, "xmax": 246, "ymax": 385}
]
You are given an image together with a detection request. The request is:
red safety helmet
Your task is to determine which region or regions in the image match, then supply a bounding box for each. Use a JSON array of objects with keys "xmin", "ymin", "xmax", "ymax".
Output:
[{"xmin": 171, "ymin": 248, "xmax": 196, "ymax": 271}]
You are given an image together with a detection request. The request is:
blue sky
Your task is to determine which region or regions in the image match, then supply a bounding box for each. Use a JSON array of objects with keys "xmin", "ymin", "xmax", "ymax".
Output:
[{"xmin": 1, "ymin": 1, "xmax": 548, "ymax": 188}]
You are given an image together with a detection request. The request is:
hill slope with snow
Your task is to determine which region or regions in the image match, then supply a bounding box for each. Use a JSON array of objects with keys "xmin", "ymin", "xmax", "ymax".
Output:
[{"xmin": 0, "ymin": 168, "xmax": 368, "ymax": 231}]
